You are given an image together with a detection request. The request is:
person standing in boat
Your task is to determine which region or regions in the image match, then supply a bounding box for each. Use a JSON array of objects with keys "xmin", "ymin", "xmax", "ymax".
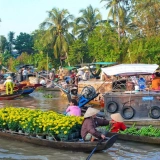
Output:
[
  {"xmin": 81, "ymin": 108, "xmax": 109, "ymax": 142},
  {"xmin": 3, "ymin": 76, "xmax": 14, "ymax": 95},
  {"xmin": 110, "ymin": 113, "xmax": 126, "ymax": 133},
  {"xmin": 65, "ymin": 99, "xmax": 81, "ymax": 116},
  {"xmin": 49, "ymin": 68, "xmax": 55, "ymax": 81},
  {"xmin": 22, "ymin": 68, "xmax": 28, "ymax": 81}
]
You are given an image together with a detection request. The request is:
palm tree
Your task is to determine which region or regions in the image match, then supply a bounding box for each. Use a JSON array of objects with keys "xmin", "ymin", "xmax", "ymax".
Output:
[
  {"xmin": 73, "ymin": 5, "xmax": 102, "ymax": 40},
  {"xmin": 100, "ymin": 0, "xmax": 129, "ymax": 42},
  {"xmin": 40, "ymin": 8, "xmax": 74, "ymax": 65}
]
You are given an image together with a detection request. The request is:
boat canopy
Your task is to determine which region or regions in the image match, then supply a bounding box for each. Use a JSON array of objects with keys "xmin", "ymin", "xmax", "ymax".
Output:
[
  {"xmin": 64, "ymin": 66, "xmax": 77, "ymax": 70},
  {"xmin": 101, "ymin": 64, "xmax": 159, "ymax": 76},
  {"xmin": 91, "ymin": 62, "xmax": 117, "ymax": 65}
]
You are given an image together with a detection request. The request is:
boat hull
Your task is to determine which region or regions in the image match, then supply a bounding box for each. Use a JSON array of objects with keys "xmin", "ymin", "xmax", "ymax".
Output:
[
  {"xmin": 104, "ymin": 91, "xmax": 160, "ymax": 120},
  {"xmin": 0, "ymin": 93, "xmax": 22, "ymax": 100},
  {"xmin": 107, "ymin": 132, "xmax": 160, "ymax": 145},
  {"xmin": 0, "ymin": 130, "xmax": 118, "ymax": 152}
]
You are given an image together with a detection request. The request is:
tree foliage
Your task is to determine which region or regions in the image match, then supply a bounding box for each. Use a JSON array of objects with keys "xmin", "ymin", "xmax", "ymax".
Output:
[{"xmin": 14, "ymin": 32, "xmax": 34, "ymax": 54}]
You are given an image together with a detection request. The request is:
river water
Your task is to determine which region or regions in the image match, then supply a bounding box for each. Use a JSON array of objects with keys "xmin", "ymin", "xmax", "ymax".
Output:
[{"xmin": 0, "ymin": 90, "xmax": 159, "ymax": 160}]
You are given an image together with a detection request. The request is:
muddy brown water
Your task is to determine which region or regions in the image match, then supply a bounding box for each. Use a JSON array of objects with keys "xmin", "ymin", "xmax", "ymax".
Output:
[{"xmin": 0, "ymin": 91, "xmax": 159, "ymax": 160}]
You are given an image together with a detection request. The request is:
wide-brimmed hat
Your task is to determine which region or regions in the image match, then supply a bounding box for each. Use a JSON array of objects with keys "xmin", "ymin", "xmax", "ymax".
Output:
[
  {"xmin": 7, "ymin": 76, "xmax": 12, "ymax": 79},
  {"xmin": 84, "ymin": 108, "xmax": 100, "ymax": 118},
  {"xmin": 111, "ymin": 113, "xmax": 124, "ymax": 122}
]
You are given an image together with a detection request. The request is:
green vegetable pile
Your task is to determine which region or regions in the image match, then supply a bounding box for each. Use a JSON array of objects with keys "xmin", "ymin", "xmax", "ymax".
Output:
[
  {"xmin": 43, "ymin": 94, "xmax": 53, "ymax": 98},
  {"xmin": 119, "ymin": 123, "xmax": 160, "ymax": 137}
]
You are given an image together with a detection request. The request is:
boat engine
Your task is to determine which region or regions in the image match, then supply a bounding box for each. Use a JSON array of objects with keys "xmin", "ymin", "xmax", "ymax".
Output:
[{"xmin": 78, "ymin": 85, "xmax": 99, "ymax": 108}]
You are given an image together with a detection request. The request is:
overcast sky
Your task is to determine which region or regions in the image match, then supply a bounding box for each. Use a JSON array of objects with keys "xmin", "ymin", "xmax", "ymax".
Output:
[{"xmin": 0, "ymin": 0, "xmax": 108, "ymax": 38}]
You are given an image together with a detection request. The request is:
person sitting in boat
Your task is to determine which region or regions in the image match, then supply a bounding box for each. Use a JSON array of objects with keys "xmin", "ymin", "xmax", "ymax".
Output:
[
  {"xmin": 81, "ymin": 108, "xmax": 109, "ymax": 142},
  {"xmin": 3, "ymin": 76, "xmax": 14, "ymax": 95},
  {"xmin": 110, "ymin": 113, "xmax": 126, "ymax": 133},
  {"xmin": 65, "ymin": 99, "xmax": 81, "ymax": 116},
  {"xmin": 151, "ymin": 72, "xmax": 160, "ymax": 90},
  {"xmin": 76, "ymin": 69, "xmax": 84, "ymax": 81},
  {"xmin": 82, "ymin": 70, "xmax": 90, "ymax": 81},
  {"xmin": 70, "ymin": 70, "xmax": 76, "ymax": 84}
]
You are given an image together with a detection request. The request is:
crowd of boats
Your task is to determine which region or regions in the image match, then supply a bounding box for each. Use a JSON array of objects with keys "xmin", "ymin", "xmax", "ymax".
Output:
[{"xmin": 0, "ymin": 63, "xmax": 160, "ymax": 153}]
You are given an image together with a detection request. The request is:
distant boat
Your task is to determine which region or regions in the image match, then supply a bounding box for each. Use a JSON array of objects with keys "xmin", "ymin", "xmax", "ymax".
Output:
[
  {"xmin": 0, "ymin": 92, "xmax": 22, "ymax": 100},
  {"xmin": 20, "ymin": 86, "xmax": 35, "ymax": 95}
]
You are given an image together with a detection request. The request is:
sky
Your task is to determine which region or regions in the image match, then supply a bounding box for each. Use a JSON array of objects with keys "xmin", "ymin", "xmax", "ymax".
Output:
[{"xmin": 0, "ymin": 0, "xmax": 108, "ymax": 38}]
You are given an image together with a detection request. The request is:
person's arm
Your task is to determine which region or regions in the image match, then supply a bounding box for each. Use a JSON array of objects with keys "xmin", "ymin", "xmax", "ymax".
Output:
[
  {"xmin": 66, "ymin": 106, "xmax": 71, "ymax": 113},
  {"xmin": 96, "ymin": 118, "xmax": 110, "ymax": 126},
  {"xmin": 86, "ymin": 119, "xmax": 102, "ymax": 139},
  {"xmin": 120, "ymin": 123, "xmax": 127, "ymax": 131}
]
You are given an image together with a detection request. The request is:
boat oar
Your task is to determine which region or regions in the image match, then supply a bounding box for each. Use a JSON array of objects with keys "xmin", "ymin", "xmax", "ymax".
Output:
[
  {"xmin": 86, "ymin": 139, "xmax": 103, "ymax": 160},
  {"xmin": 86, "ymin": 134, "xmax": 118, "ymax": 160}
]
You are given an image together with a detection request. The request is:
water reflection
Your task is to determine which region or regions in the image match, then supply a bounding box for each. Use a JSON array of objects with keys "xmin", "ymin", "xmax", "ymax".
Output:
[
  {"xmin": 0, "ymin": 91, "xmax": 69, "ymax": 112},
  {"xmin": 0, "ymin": 91, "xmax": 160, "ymax": 160}
]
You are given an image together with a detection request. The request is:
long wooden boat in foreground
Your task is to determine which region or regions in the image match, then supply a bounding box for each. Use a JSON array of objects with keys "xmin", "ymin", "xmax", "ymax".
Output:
[
  {"xmin": 107, "ymin": 132, "xmax": 160, "ymax": 145},
  {"xmin": 0, "ymin": 130, "xmax": 118, "ymax": 152}
]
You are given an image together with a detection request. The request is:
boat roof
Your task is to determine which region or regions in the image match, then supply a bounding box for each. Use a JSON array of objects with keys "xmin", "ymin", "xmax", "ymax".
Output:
[
  {"xmin": 64, "ymin": 66, "xmax": 78, "ymax": 70},
  {"xmin": 101, "ymin": 64, "xmax": 159, "ymax": 76},
  {"xmin": 91, "ymin": 62, "xmax": 117, "ymax": 65}
]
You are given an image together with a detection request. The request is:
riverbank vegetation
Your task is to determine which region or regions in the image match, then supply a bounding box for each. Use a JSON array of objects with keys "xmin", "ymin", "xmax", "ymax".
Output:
[{"xmin": 0, "ymin": 0, "xmax": 160, "ymax": 71}]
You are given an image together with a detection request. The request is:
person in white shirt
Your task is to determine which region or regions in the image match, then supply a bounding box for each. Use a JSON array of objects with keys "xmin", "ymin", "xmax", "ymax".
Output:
[
  {"xmin": 76, "ymin": 69, "xmax": 84, "ymax": 80},
  {"xmin": 22, "ymin": 68, "xmax": 28, "ymax": 80},
  {"xmin": 40, "ymin": 78, "xmax": 46, "ymax": 86}
]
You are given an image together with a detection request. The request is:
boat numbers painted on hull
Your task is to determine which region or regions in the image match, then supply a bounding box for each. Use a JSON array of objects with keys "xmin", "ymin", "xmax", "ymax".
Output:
[{"xmin": 142, "ymin": 97, "xmax": 154, "ymax": 101}]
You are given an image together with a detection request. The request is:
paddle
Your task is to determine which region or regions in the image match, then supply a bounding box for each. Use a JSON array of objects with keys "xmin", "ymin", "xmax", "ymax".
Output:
[
  {"xmin": 86, "ymin": 139, "xmax": 103, "ymax": 160},
  {"xmin": 86, "ymin": 134, "xmax": 118, "ymax": 160}
]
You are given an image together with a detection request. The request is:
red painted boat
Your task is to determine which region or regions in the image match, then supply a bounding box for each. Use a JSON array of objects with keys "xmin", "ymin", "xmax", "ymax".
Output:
[{"xmin": 0, "ymin": 93, "xmax": 22, "ymax": 100}]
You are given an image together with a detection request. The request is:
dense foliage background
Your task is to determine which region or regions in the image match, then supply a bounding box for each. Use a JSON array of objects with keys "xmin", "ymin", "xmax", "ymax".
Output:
[{"xmin": 0, "ymin": 0, "xmax": 160, "ymax": 71}]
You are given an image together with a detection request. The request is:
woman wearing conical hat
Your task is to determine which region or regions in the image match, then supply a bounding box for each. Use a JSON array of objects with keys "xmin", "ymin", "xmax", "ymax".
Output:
[
  {"xmin": 3, "ymin": 76, "xmax": 14, "ymax": 95},
  {"xmin": 110, "ymin": 113, "xmax": 126, "ymax": 133},
  {"xmin": 81, "ymin": 108, "xmax": 109, "ymax": 142}
]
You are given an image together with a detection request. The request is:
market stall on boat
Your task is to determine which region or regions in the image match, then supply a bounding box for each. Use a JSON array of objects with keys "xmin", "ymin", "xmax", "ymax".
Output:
[{"xmin": 101, "ymin": 64, "xmax": 160, "ymax": 120}]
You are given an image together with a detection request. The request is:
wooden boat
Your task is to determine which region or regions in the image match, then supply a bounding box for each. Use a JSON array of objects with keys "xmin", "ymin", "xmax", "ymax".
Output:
[
  {"xmin": 102, "ymin": 64, "xmax": 160, "ymax": 120},
  {"xmin": 107, "ymin": 132, "xmax": 160, "ymax": 145},
  {"xmin": 0, "ymin": 130, "xmax": 118, "ymax": 152},
  {"xmin": 0, "ymin": 92, "xmax": 22, "ymax": 100}
]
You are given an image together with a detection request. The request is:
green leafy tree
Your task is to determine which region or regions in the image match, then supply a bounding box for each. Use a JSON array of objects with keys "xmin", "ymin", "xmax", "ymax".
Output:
[
  {"xmin": 132, "ymin": 0, "xmax": 160, "ymax": 37},
  {"xmin": 126, "ymin": 36, "xmax": 160, "ymax": 65},
  {"xmin": 8, "ymin": 31, "xmax": 15, "ymax": 53},
  {"xmin": 88, "ymin": 23, "xmax": 120, "ymax": 62},
  {"xmin": 14, "ymin": 32, "xmax": 34, "ymax": 54},
  {"xmin": 0, "ymin": 35, "xmax": 7, "ymax": 53},
  {"xmin": 68, "ymin": 39, "xmax": 89, "ymax": 65}
]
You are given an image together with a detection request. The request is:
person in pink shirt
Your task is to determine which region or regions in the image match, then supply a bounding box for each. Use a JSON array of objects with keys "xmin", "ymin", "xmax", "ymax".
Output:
[{"xmin": 66, "ymin": 99, "xmax": 81, "ymax": 116}]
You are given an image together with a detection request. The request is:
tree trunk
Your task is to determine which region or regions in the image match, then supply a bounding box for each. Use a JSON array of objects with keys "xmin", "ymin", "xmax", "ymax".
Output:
[{"xmin": 65, "ymin": 52, "xmax": 70, "ymax": 66}]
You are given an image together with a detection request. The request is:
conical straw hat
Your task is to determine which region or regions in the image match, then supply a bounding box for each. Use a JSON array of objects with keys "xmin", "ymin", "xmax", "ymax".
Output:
[
  {"xmin": 111, "ymin": 113, "xmax": 124, "ymax": 122},
  {"xmin": 7, "ymin": 76, "xmax": 12, "ymax": 79},
  {"xmin": 84, "ymin": 108, "xmax": 100, "ymax": 118}
]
